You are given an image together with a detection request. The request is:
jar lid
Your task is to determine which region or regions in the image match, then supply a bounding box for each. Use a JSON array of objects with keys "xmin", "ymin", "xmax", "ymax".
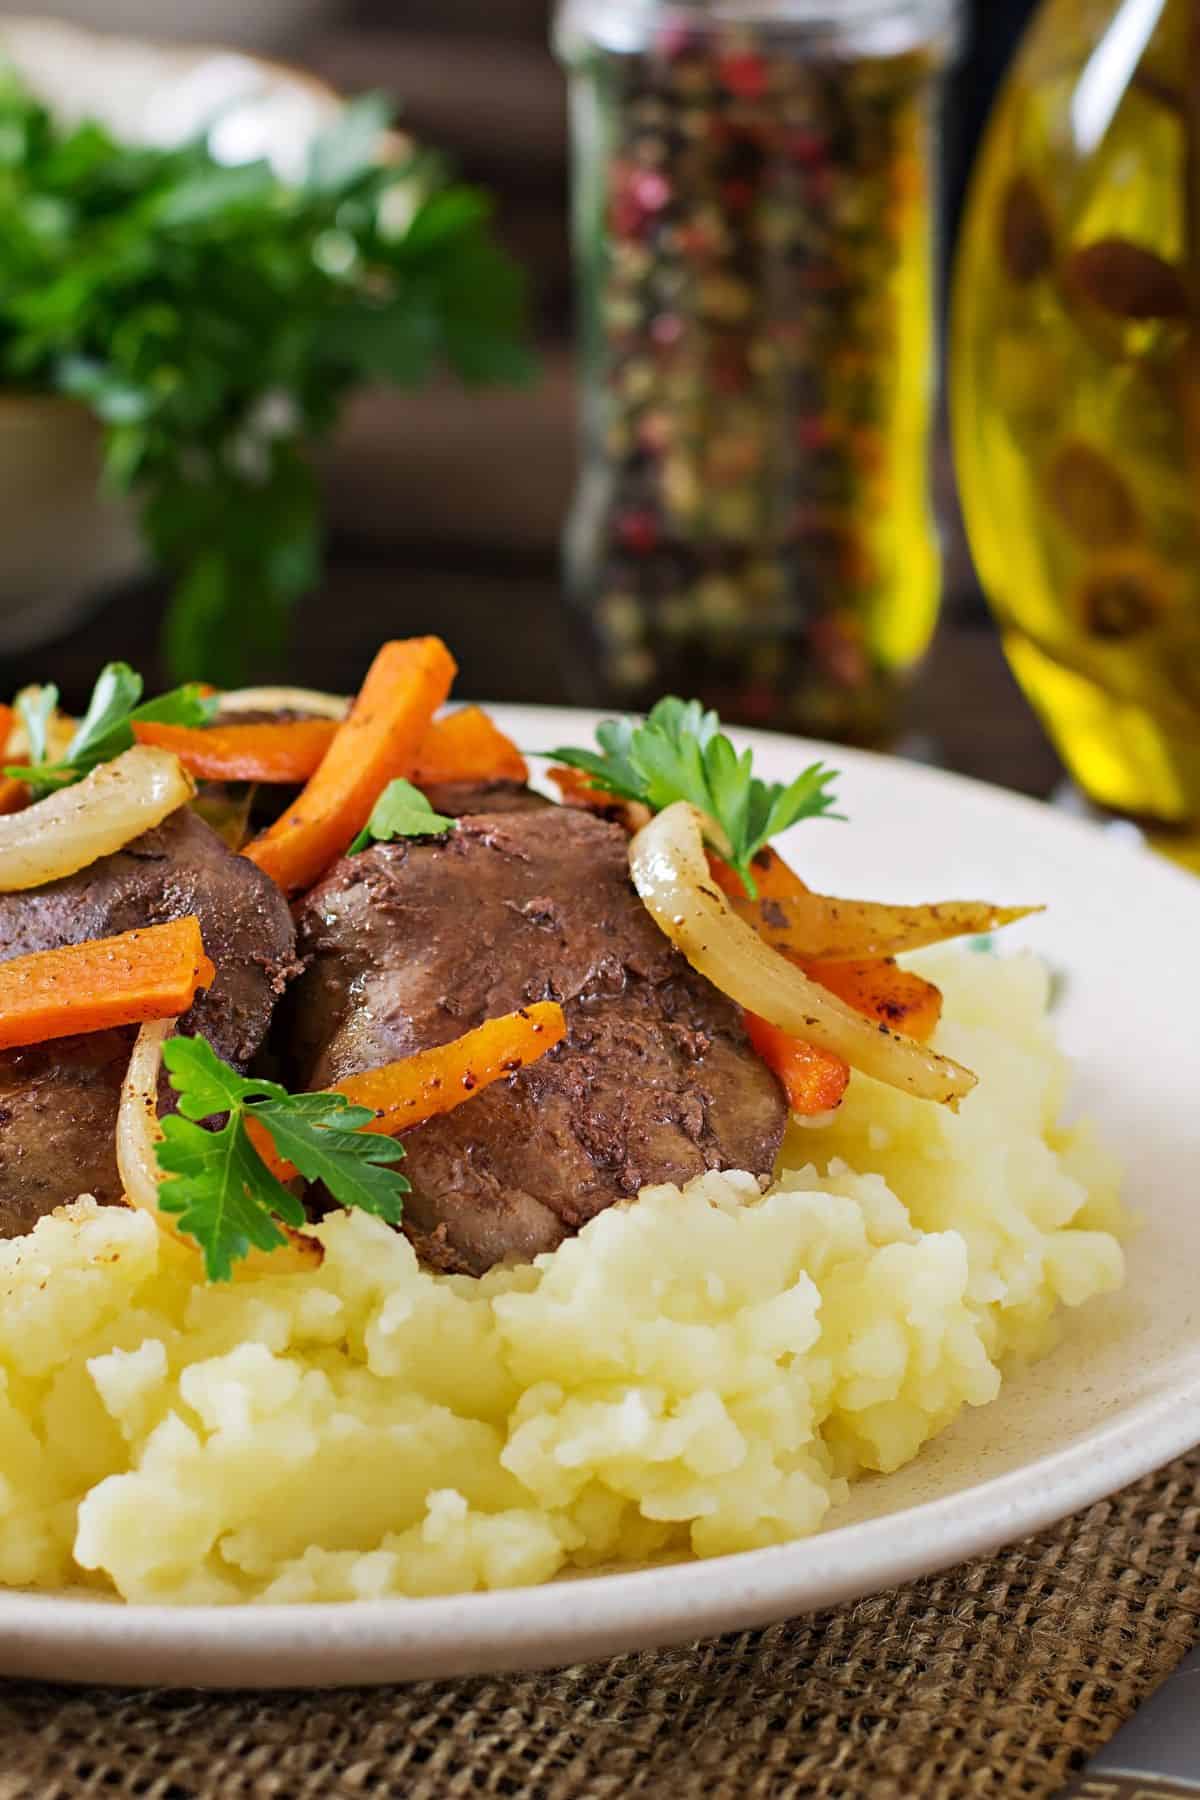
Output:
[{"xmin": 556, "ymin": 0, "xmax": 961, "ymax": 59}]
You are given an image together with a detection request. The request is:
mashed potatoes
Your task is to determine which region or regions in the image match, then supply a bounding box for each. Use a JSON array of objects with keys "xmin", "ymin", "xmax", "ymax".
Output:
[{"xmin": 0, "ymin": 950, "xmax": 1123, "ymax": 1604}]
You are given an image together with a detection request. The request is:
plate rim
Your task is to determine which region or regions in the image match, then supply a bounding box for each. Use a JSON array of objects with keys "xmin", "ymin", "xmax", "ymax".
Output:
[
  {"xmin": 6, "ymin": 1371, "xmax": 1199, "ymax": 1689},
  {"xmin": 4, "ymin": 706, "xmax": 1198, "ymax": 1687}
]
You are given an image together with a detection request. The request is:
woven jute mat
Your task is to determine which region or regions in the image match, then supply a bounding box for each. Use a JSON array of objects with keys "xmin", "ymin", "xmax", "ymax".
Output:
[{"xmin": 3, "ymin": 1451, "xmax": 1198, "ymax": 1800}]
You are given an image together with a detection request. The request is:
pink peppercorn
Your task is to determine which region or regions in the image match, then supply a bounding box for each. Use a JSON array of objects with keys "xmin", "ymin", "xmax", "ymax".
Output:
[
  {"xmin": 787, "ymin": 128, "xmax": 830, "ymax": 167},
  {"xmin": 616, "ymin": 510, "xmax": 660, "ymax": 555},
  {"xmin": 653, "ymin": 20, "xmax": 700, "ymax": 61},
  {"xmin": 610, "ymin": 188, "xmax": 643, "ymax": 239},
  {"xmin": 630, "ymin": 169, "xmax": 673, "ymax": 213},
  {"xmin": 638, "ymin": 411, "xmax": 672, "ymax": 452},
  {"xmin": 718, "ymin": 52, "xmax": 769, "ymax": 101}
]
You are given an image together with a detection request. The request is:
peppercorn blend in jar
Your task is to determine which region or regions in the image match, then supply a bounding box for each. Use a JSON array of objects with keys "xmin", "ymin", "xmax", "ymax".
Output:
[{"xmin": 555, "ymin": 0, "xmax": 960, "ymax": 738}]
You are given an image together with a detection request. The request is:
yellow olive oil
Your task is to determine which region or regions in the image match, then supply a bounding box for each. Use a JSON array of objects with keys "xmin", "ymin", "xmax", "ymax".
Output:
[{"xmin": 952, "ymin": 0, "xmax": 1200, "ymax": 863}]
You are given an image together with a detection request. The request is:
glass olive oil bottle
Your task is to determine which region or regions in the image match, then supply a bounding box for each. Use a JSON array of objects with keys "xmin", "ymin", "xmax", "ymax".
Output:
[{"xmin": 953, "ymin": 0, "xmax": 1200, "ymax": 864}]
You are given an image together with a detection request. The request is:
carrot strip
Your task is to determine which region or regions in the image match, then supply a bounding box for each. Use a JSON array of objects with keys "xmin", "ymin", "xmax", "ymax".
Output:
[
  {"xmin": 412, "ymin": 706, "xmax": 527, "ymax": 785},
  {"xmin": 248, "ymin": 1001, "xmax": 566, "ymax": 1181},
  {"xmin": 549, "ymin": 766, "xmax": 653, "ymax": 832},
  {"xmin": 709, "ymin": 850, "xmax": 942, "ymax": 1032},
  {"xmin": 243, "ymin": 637, "xmax": 457, "ymax": 896},
  {"xmin": 709, "ymin": 845, "xmax": 810, "ymax": 903},
  {"xmin": 711, "ymin": 846, "xmax": 942, "ymax": 1103},
  {"xmin": 132, "ymin": 718, "xmax": 338, "ymax": 784},
  {"xmin": 743, "ymin": 1012, "xmax": 850, "ymax": 1116},
  {"xmin": 0, "ymin": 772, "xmax": 27, "ymax": 817},
  {"xmin": 0, "ymin": 917, "xmax": 215, "ymax": 1050},
  {"xmin": 0, "ymin": 706, "xmax": 26, "ymax": 816},
  {"xmin": 796, "ymin": 957, "xmax": 943, "ymax": 1043},
  {"xmin": 548, "ymin": 766, "xmax": 607, "ymax": 809}
]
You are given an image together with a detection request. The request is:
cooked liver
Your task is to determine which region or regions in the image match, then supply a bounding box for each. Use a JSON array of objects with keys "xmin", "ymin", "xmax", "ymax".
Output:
[
  {"xmin": 416, "ymin": 778, "xmax": 550, "ymax": 819},
  {"xmin": 0, "ymin": 807, "xmax": 297, "ymax": 1235},
  {"xmin": 288, "ymin": 804, "xmax": 787, "ymax": 1273}
]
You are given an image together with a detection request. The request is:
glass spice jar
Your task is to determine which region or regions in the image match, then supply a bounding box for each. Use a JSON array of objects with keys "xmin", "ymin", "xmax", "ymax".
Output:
[{"xmin": 554, "ymin": 0, "xmax": 960, "ymax": 739}]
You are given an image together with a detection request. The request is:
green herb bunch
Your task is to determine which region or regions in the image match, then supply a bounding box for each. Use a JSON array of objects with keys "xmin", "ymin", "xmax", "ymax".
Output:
[
  {"xmin": 0, "ymin": 77, "xmax": 534, "ymax": 684},
  {"xmin": 550, "ymin": 697, "xmax": 841, "ymax": 896}
]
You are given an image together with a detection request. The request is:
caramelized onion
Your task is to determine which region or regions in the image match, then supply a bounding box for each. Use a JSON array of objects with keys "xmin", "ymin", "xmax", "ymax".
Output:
[
  {"xmin": 629, "ymin": 803, "xmax": 977, "ymax": 1108},
  {"xmin": 216, "ymin": 686, "xmax": 349, "ymax": 720},
  {"xmin": 116, "ymin": 1018, "xmax": 195, "ymax": 1263},
  {"xmin": 117, "ymin": 1019, "xmax": 321, "ymax": 1276},
  {"xmin": 726, "ymin": 889, "xmax": 1041, "ymax": 962},
  {"xmin": 0, "ymin": 747, "xmax": 193, "ymax": 892}
]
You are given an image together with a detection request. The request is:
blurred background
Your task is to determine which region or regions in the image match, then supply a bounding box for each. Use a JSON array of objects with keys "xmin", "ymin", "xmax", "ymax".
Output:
[{"xmin": 0, "ymin": 0, "xmax": 1058, "ymax": 795}]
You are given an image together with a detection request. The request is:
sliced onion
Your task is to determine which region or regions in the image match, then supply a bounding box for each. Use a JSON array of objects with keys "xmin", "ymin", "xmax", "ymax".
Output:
[
  {"xmin": 216, "ymin": 686, "xmax": 349, "ymax": 720},
  {"xmin": 0, "ymin": 747, "xmax": 194, "ymax": 892},
  {"xmin": 629, "ymin": 803, "xmax": 977, "ymax": 1108},
  {"xmin": 727, "ymin": 888, "xmax": 1041, "ymax": 962},
  {"xmin": 116, "ymin": 1018, "xmax": 196, "ymax": 1264},
  {"xmin": 117, "ymin": 1019, "xmax": 321, "ymax": 1277},
  {"xmin": 190, "ymin": 782, "xmax": 257, "ymax": 851}
]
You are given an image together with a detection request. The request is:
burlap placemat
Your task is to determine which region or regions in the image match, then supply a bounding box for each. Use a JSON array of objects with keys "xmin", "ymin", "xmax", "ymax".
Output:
[{"xmin": 3, "ymin": 1449, "xmax": 1198, "ymax": 1800}]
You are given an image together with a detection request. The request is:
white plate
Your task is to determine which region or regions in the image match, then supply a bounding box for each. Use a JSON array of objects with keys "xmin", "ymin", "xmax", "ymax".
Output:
[{"xmin": 4, "ymin": 706, "xmax": 1199, "ymax": 1688}]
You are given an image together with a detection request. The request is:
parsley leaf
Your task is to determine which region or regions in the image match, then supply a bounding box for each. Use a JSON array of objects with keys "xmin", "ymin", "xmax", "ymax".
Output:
[
  {"xmin": 66, "ymin": 660, "xmax": 144, "ymax": 768},
  {"xmin": 163, "ymin": 1034, "xmax": 264, "ymax": 1119},
  {"xmin": 247, "ymin": 1092, "xmax": 409, "ymax": 1221},
  {"xmin": 348, "ymin": 778, "xmax": 457, "ymax": 853},
  {"xmin": 157, "ymin": 1111, "xmax": 306, "ymax": 1284},
  {"xmin": 131, "ymin": 683, "xmax": 219, "ymax": 730},
  {"xmin": 5, "ymin": 660, "xmax": 216, "ymax": 797},
  {"xmin": 156, "ymin": 1035, "xmax": 409, "ymax": 1283},
  {"xmin": 14, "ymin": 683, "xmax": 58, "ymax": 772},
  {"xmin": 548, "ymin": 697, "xmax": 841, "ymax": 897}
]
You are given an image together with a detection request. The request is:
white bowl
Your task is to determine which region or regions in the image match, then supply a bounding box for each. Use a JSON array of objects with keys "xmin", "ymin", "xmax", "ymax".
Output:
[{"xmin": 0, "ymin": 17, "xmax": 343, "ymax": 651}]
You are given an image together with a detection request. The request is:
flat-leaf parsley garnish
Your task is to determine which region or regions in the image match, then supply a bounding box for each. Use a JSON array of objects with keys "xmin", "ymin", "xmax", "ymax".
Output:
[
  {"xmin": 156, "ymin": 1036, "xmax": 408, "ymax": 1283},
  {"xmin": 7, "ymin": 661, "xmax": 215, "ymax": 798},
  {"xmin": 547, "ymin": 697, "xmax": 841, "ymax": 897},
  {"xmin": 348, "ymin": 778, "xmax": 457, "ymax": 853}
]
